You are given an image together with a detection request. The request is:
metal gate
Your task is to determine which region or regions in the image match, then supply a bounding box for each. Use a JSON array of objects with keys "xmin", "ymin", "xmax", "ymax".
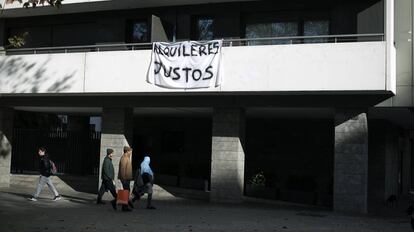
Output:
[{"xmin": 11, "ymin": 129, "xmax": 101, "ymax": 176}]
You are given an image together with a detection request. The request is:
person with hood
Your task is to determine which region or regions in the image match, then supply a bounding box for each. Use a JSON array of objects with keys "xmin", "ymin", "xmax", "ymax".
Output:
[
  {"xmin": 118, "ymin": 146, "xmax": 134, "ymax": 211},
  {"xmin": 96, "ymin": 148, "xmax": 117, "ymax": 210},
  {"xmin": 28, "ymin": 147, "xmax": 61, "ymax": 201},
  {"xmin": 132, "ymin": 156, "xmax": 156, "ymax": 209}
]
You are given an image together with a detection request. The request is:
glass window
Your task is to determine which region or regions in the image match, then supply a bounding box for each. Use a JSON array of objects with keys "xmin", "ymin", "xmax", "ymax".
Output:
[
  {"xmin": 303, "ymin": 20, "xmax": 330, "ymax": 43},
  {"xmin": 196, "ymin": 17, "xmax": 214, "ymax": 41},
  {"xmin": 271, "ymin": 22, "xmax": 299, "ymax": 44},
  {"xmin": 131, "ymin": 21, "xmax": 149, "ymax": 43},
  {"xmin": 245, "ymin": 22, "xmax": 298, "ymax": 45}
]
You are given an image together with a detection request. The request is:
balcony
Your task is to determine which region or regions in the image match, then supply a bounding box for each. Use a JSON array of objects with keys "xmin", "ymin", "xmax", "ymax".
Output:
[
  {"xmin": 0, "ymin": 34, "xmax": 390, "ymax": 95},
  {"xmin": 0, "ymin": 0, "xmax": 250, "ymax": 17}
]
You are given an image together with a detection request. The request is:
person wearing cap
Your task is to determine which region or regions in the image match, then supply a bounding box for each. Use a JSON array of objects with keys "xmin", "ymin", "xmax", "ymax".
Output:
[
  {"xmin": 118, "ymin": 146, "xmax": 134, "ymax": 211},
  {"xmin": 96, "ymin": 148, "xmax": 117, "ymax": 210}
]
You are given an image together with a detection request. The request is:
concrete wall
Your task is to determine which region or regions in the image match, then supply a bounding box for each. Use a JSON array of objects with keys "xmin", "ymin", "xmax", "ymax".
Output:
[
  {"xmin": 210, "ymin": 108, "xmax": 245, "ymax": 203},
  {"xmin": 0, "ymin": 42, "xmax": 388, "ymax": 94},
  {"xmin": 0, "ymin": 108, "xmax": 13, "ymax": 187},
  {"xmin": 99, "ymin": 108, "xmax": 133, "ymax": 189},
  {"xmin": 378, "ymin": 0, "xmax": 413, "ymax": 106},
  {"xmin": 358, "ymin": 1, "xmax": 384, "ymax": 35},
  {"xmin": 334, "ymin": 110, "xmax": 368, "ymax": 213}
]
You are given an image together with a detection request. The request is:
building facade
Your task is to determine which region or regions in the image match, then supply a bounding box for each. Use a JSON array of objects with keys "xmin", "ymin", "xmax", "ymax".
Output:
[{"xmin": 0, "ymin": 0, "xmax": 411, "ymax": 214}]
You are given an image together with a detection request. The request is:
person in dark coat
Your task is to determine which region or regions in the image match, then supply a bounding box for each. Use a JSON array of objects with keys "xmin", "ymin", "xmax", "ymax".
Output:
[
  {"xmin": 96, "ymin": 148, "xmax": 117, "ymax": 210},
  {"xmin": 28, "ymin": 147, "xmax": 61, "ymax": 201}
]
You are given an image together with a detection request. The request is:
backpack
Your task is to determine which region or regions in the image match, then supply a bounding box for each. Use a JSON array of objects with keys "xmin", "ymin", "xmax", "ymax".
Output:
[{"xmin": 49, "ymin": 160, "xmax": 57, "ymax": 175}]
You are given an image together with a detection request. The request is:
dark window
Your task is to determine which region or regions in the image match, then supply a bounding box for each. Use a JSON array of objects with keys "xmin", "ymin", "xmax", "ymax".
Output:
[
  {"xmin": 246, "ymin": 22, "xmax": 299, "ymax": 45},
  {"xmin": 303, "ymin": 20, "xmax": 330, "ymax": 43},
  {"xmin": 243, "ymin": 13, "xmax": 330, "ymax": 45},
  {"xmin": 127, "ymin": 20, "xmax": 149, "ymax": 43},
  {"xmin": 193, "ymin": 17, "xmax": 214, "ymax": 40}
]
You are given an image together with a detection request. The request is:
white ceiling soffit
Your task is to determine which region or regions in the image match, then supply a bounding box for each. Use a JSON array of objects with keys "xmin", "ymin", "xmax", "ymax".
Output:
[{"xmin": 0, "ymin": 0, "xmax": 257, "ymax": 18}]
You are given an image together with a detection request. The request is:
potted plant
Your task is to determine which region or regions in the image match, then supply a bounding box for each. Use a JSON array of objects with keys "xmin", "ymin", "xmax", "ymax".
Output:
[{"xmin": 245, "ymin": 171, "xmax": 276, "ymax": 199}]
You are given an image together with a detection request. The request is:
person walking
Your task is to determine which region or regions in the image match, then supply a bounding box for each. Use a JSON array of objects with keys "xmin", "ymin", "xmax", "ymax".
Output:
[
  {"xmin": 96, "ymin": 148, "xmax": 117, "ymax": 210},
  {"xmin": 118, "ymin": 146, "xmax": 134, "ymax": 211},
  {"xmin": 132, "ymin": 156, "xmax": 156, "ymax": 209},
  {"xmin": 28, "ymin": 147, "xmax": 62, "ymax": 202}
]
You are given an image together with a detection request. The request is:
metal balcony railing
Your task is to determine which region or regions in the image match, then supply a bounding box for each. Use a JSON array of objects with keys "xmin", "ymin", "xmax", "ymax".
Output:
[{"xmin": 4, "ymin": 33, "xmax": 385, "ymax": 55}]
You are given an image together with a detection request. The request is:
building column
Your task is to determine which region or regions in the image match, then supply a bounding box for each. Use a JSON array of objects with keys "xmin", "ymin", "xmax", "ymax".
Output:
[
  {"xmin": 0, "ymin": 108, "xmax": 14, "ymax": 188},
  {"xmin": 334, "ymin": 109, "xmax": 368, "ymax": 213},
  {"xmin": 210, "ymin": 108, "xmax": 245, "ymax": 203},
  {"xmin": 99, "ymin": 108, "xmax": 133, "ymax": 189}
]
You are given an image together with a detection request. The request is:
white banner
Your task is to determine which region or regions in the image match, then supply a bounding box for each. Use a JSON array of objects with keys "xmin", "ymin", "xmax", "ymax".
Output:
[{"xmin": 147, "ymin": 40, "xmax": 222, "ymax": 89}]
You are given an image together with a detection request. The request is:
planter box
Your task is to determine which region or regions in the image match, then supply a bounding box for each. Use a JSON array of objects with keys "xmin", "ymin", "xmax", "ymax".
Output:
[
  {"xmin": 245, "ymin": 184, "xmax": 277, "ymax": 200},
  {"xmin": 179, "ymin": 177, "xmax": 206, "ymax": 191},
  {"xmin": 154, "ymin": 174, "xmax": 178, "ymax": 187},
  {"xmin": 279, "ymin": 190, "xmax": 318, "ymax": 205}
]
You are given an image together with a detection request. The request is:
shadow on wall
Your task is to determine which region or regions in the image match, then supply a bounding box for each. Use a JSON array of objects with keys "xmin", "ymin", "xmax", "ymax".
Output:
[{"xmin": 0, "ymin": 56, "xmax": 76, "ymax": 93}]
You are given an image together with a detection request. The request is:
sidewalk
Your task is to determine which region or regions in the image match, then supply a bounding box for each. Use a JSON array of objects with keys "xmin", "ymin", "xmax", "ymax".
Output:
[{"xmin": 0, "ymin": 186, "xmax": 411, "ymax": 232}]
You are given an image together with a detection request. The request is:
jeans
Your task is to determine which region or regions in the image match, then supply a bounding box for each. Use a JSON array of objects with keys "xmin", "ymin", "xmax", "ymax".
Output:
[{"xmin": 33, "ymin": 175, "xmax": 59, "ymax": 198}]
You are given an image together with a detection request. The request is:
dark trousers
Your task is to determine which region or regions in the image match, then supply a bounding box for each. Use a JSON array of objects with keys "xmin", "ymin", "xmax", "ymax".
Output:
[{"xmin": 97, "ymin": 179, "xmax": 117, "ymax": 201}]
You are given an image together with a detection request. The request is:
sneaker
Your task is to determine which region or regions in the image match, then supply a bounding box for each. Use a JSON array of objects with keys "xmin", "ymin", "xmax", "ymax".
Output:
[
  {"xmin": 53, "ymin": 195, "xmax": 62, "ymax": 201},
  {"xmin": 28, "ymin": 197, "xmax": 37, "ymax": 201}
]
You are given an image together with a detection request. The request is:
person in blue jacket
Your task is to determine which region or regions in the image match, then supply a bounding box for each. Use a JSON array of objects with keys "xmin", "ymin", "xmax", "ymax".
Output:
[{"xmin": 132, "ymin": 156, "xmax": 156, "ymax": 209}]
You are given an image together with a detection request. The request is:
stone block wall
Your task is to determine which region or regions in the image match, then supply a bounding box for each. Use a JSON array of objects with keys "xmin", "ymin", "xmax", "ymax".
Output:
[
  {"xmin": 0, "ymin": 108, "xmax": 14, "ymax": 187},
  {"xmin": 210, "ymin": 108, "xmax": 245, "ymax": 203},
  {"xmin": 334, "ymin": 109, "xmax": 368, "ymax": 213}
]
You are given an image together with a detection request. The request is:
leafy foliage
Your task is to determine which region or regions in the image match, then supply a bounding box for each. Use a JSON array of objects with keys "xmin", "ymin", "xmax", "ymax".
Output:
[
  {"xmin": 249, "ymin": 171, "xmax": 266, "ymax": 186},
  {"xmin": 7, "ymin": 32, "xmax": 29, "ymax": 48},
  {"xmin": 4, "ymin": 0, "xmax": 63, "ymax": 8}
]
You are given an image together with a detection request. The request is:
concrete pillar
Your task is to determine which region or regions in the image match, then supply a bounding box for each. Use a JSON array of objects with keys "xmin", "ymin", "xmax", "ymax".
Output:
[
  {"xmin": 334, "ymin": 109, "xmax": 368, "ymax": 213},
  {"xmin": 210, "ymin": 108, "xmax": 245, "ymax": 203},
  {"xmin": 0, "ymin": 108, "xmax": 14, "ymax": 188},
  {"xmin": 99, "ymin": 108, "xmax": 133, "ymax": 189}
]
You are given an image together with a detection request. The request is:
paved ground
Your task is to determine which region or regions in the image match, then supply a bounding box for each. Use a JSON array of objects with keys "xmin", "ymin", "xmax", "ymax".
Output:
[{"xmin": 0, "ymin": 186, "xmax": 411, "ymax": 232}]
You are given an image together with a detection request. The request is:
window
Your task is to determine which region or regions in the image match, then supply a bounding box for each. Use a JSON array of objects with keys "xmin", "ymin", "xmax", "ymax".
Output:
[
  {"xmin": 194, "ymin": 17, "xmax": 214, "ymax": 41},
  {"xmin": 272, "ymin": 22, "xmax": 299, "ymax": 44},
  {"xmin": 245, "ymin": 22, "xmax": 299, "ymax": 45},
  {"xmin": 303, "ymin": 20, "xmax": 330, "ymax": 43},
  {"xmin": 243, "ymin": 13, "xmax": 330, "ymax": 45},
  {"xmin": 128, "ymin": 20, "xmax": 149, "ymax": 43}
]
